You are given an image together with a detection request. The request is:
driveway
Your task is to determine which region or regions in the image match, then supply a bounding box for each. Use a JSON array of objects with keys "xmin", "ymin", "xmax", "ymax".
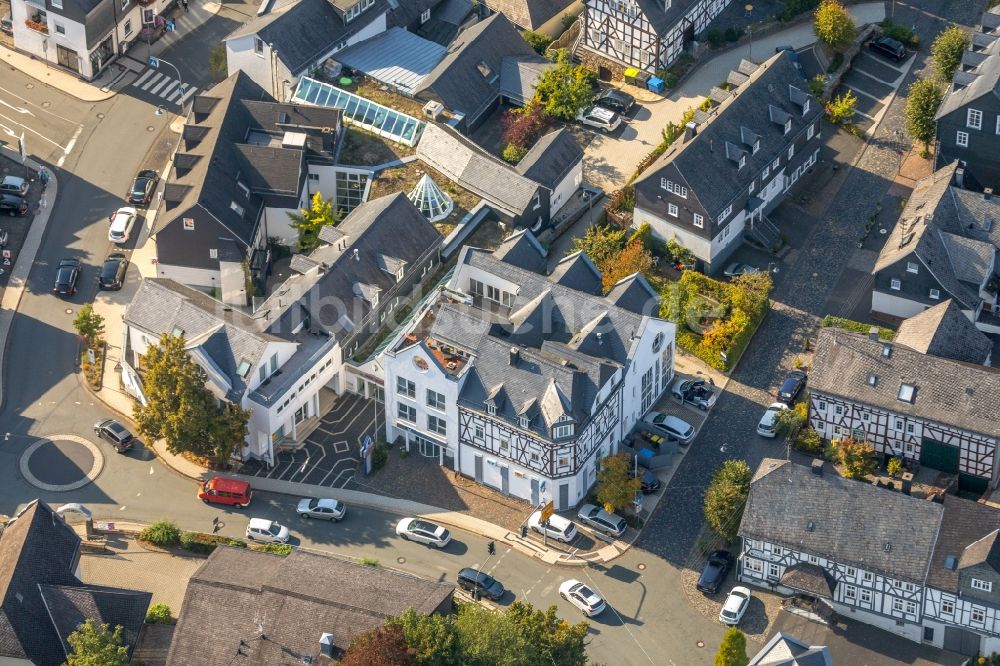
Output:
[{"xmin": 835, "ymin": 49, "xmax": 914, "ymax": 133}]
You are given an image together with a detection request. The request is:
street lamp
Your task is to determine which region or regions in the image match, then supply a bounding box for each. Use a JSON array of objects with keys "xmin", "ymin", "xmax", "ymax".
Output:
[{"xmin": 745, "ymin": 4, "xmax": 754, "ymax": 59}]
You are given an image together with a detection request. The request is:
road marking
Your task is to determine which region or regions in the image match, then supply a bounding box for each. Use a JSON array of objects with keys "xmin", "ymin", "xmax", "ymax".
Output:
[
  {"xmin": 119, "ymin": 505, "xmax": 127, "ymax": 511},
  {"xmin": 141, "ymin": 72, "xmax": 164, "ymax": 91},
  {"xmin": 0, "ymin": 84, "xmax": 85, "ymax": 124},
  {"xmin": 149, "ymin": 76, "xmax": 172, "ymax": 96},
  {"xmin": 133, "ymin": 69, "xmax": 156, "ymax": 87},
  {"xmin": 160, "ymin": 80, "xmax": 179, "ymax": 98},
  {"xmin": 149, "ymin": 466, "xmax": 155, "ymax": 475},
  {"xmin": 841, "ymin": 83, "xmax": 882, "ymax": 103},
  {"xmin": 0, "ymin": 98, "xmax": 35, "ymax": 116},
  {"xmin": 58, "ymin": 124, "xmax": 83, "ymax": 167},
  {"xmin": 0, "ymin": 110, "xmax": 69, "ymax": 150},
  {"xmin": 177, "ymin": 85, "xmax": 198, "ymax": 106}
]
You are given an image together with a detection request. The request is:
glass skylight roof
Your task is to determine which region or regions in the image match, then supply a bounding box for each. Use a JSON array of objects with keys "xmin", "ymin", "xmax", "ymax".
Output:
[
  {"xmin": 408, "ymin": 173, "xmax": 454, "ymax": 223},
  {"xmin": 292, "ymin": 78, "xmax": 424, "ymax": 147}
]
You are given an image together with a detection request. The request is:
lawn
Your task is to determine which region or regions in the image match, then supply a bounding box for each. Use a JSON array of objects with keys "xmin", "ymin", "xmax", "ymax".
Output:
[
  {"xmin": 339, "ymin": 128, "xmax": 414, "ymax": 167},
  {"xmin": 334, "ymin": 77, "xmax": 428, "ymax": 118},
  {"xmin": 368, "ymin": 163, "xmax": 482, "ymax": 237}
]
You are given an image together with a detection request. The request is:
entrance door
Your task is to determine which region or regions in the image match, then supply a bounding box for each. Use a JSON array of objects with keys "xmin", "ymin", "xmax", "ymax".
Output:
[
  {"xmin": 474, "ymin": 454, "xmax": 483, "ymax": 483},
  {"xmin": 944, "ymin": 626, "xmax": 981, "ymax": 656},
  {"xmin": 294, "ymin": 404, "xmax": 308, "ymax": 424},
  {"xmin": 530, "ymin": 478, "xmax": 540, "ymax": 505},
  {"xmin": 559, "ymin": 483, "xmax": 569, "ymax": 509},
  {"xmin": 920, "ymin": 438, "xmax": 960, "ymax": 473},
  {"xmin": 417, "ymin": 436, "xmax": 439, "ymax": 459},
  {"xmin": 56, "ymin": 45, "xmax": 79, "ymax": 72},
  {"xmin": 501, "ymin": 466, "xmax": 509, "ymax": 495}
]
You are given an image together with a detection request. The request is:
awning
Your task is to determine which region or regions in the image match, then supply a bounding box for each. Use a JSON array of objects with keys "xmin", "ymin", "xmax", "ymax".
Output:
[{"xmin": 780, "ymin": 562, "xmax": 836, "ymax": 598}]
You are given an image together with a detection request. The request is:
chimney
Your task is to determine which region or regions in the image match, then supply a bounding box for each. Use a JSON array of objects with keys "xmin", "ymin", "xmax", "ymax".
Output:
[
  {"xmin": 956, "ymin": 167, "xmax": 965, "ymax": 188},
  {"xmin": 509, "ymin": 346, "xmax": 519, "ymax": 366},
  {"xmin": 811, "ymin": 458, "xmax": 824, "ymax": 476},
  {"xmin": 986, "ymin": 187, "xmax": 993, "ymax": 201},
  {"xmin": 868, "ymin": 327, "xmax": 880, "ymax": 341},
  {"xmin": 684, "ymin": 121, "xmax": 697, "ymax": 142},
  {"xmin": 353, "ymin": 249, "xmax": 359, "ymax": 261},
  {"xmin": 319, "ymin": 633, "xmax": 334, "ymax": 658}
]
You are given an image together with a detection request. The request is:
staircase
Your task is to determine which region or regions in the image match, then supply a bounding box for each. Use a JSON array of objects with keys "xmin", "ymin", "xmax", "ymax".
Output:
[{"xmin": 746, "ymin": 215, "xmax": 781, "ymax": 251}]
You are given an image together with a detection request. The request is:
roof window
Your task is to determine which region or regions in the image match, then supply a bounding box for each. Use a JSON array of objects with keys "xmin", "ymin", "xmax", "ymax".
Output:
[
  {"xmin": 867, "ymin": 373, "xmax": 878, "ymax": 386},
  {"xmin": 476, "ymin": 61, "xmax": 496, "ymax": 81},
  {"xmin": 237, "ymin": 360, "xmax": 252, "ymax": 379},
  {"xmin": 897, "ymin": 383, "xmax": 916, "ymax": 403}
]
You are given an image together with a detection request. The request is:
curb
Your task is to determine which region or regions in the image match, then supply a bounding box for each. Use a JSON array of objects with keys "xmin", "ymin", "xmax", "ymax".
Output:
[{"xmin": 0, "ymin": 46, "xmax": 118, "ymax": 102}]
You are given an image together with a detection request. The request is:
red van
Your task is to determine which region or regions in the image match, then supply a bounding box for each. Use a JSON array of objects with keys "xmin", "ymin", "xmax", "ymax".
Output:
[{"xmin": 198, "ymin": 477, "xmax": 252, "ymax": 507}]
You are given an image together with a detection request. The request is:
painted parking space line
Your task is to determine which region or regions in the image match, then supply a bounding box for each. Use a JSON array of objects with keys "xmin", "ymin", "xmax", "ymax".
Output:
[{"xmin": 841, "ymin": 83, "xmax": 883, "ymax": 103}]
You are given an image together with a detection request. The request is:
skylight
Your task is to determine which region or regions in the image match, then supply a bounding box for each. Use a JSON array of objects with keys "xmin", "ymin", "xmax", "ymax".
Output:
[
  {"xmin": 237, "ymin": 360, "xmax": 252, "ymax": 379},
  {"xmin": 897, "ymin": 383, "xmax": 915, "ymax": 403}
]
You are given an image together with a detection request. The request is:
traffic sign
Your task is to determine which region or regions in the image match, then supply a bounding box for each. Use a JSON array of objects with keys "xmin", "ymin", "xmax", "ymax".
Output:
[
  {"xmin": 539, "ymin": 500, "xmax": 554, "ymax": 523},
  {"xmin": 148, "ymin": 56, "xmax": 160, "ymax": 69}
]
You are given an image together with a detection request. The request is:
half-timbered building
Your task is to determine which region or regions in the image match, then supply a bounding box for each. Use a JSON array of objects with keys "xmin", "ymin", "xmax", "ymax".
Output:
[
  {"xmin": 381, "ymin": 230, "xmax": 675, "ymax": 510},
  {"xmin": 580, "ymin": 0, "xmax": 732, "ymax": 74},
  {"xmin": 809, "ymin": 326, "xmax": 1000, "ymax": 494}
]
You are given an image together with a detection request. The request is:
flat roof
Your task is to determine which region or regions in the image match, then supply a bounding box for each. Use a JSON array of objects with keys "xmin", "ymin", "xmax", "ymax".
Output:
[{"xmin": 335, "ymin": 27, "xmax": 447, "ymax": 95}]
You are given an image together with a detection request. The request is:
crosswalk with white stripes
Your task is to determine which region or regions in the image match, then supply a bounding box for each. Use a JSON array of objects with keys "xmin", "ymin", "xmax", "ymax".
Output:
[{"xmin": 131, "ymin": 68, "xmax": 197, "ymax": 105}]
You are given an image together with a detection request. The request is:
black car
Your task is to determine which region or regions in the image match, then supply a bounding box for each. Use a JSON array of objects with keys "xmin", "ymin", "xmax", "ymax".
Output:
[
  {"xmin": 634, "ymin": 468, "xmax": 661, "ymax": 494},
  {"xmin": 777, "ymin": 369, "xmax": 807, "ymax": 405},
  {"xmin": 0, "ymin": 194, "xmax": 28, "ymax": 217},
  {"xmin": 594, "ymin": 89, "xmax": 635, "ymax": 115},
  {"xmin": 127, "ymin": 169, "xmax": 159, "ymax": 206},
  {"xmin": 457, "ymin": 567, "xmax": 505, "ymax": 601},
  {"xmin": 52, "ymin": 258, "xmax": 81, "ymax": 297},
  {"xmin": 869, "ymin": 36, "xmax": 906, "ymax": 62},
  {"xmin": 94, "ymin": 418, "xmax": 135, "ymax": 453},
  {"xmin": 697, "ymin": 550, "xmax": 734, "ymax": 595},
  {"xmin": 99, "ymin": 253, "xmax": 129, "ymax": 290}
]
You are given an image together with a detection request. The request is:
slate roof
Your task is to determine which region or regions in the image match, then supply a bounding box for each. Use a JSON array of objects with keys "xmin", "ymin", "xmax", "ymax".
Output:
[
  {"xmin": 748, "ymin": 633, "xmax": 833, "ymax": 666},
  {"xmin": 779, "ymin": 563, "xmax": 836, "ymax": 597},
  {"xmin": 549, "ymin": 251, "xmax": 603, "ymax": 295},
  {"xmin": 334, "ymin": 28, "xmax": 447, "ymax": 95},
  {"xmin": 414, "ymin": 14, "xmax": 538, "ymax": 126},
  {"xmin": 810, "ymin": 328, "xmax": 1000, "ymax": 439},
  {"xmin": 605, "ymin": 273, "xmax": 660, "ymax": 315},
  {"xmin": 0, "ymin": 501, "xmax": 150, "ymax": 666},
  {"xmin": 635, "ymin": 51, "xmax": 819, "ymax": 220},
  {"xmin": 482, "ymin": 0, "xmax": 573, "ymax": 30},
  {"xmin": 417, "ymin": 122, "xmax": 540, "ymax": 214},
  {"xmin": 937, "ymin": 20, "xmax": 1000, "ymax": 119},
  {"xmin": 894, "ymin": 299, "xmax": 992, "ymax": 365},
  {"xmin": 498, "ymin": 55, "xmax": 555, "ymax": 105},
  {"xmin": 741, "ymin": 459, "xmax": 943, "ymax": 582},
  {"xmin": 928, "ymin": 495, "xmax": 1000, "ymax": 593},
  {"xmin": 515, "ymin": 128, "xmax": 583, "ymax": 190},
  {"xmin": 166, "ymin": 547, "xmax": 454, "ymax": 665},
  {"xmin": 493, "ymin": 228, "xmax": 548, "ymax": 273}
]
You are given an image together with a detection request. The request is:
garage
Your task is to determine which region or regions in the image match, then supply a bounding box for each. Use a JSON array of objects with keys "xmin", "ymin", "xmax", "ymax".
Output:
[
  {"xmin": 920, "ymin": 438, "xmax": 959, "ymax": 474},
  {"xmin": 944, "ymin": 625, "xmax": 981, "ymax": 656}
]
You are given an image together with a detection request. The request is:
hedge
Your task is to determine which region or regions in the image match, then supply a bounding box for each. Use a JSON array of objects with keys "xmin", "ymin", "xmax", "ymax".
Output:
[{"xmin": 821, "ymin": 315, "xmax": 894, "ymax": 340}]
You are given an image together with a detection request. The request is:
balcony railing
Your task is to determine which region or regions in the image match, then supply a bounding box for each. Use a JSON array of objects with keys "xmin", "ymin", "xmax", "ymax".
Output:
[{"xmin": 24, "ymin": 17, "xmax": 48, "ymax": 33}]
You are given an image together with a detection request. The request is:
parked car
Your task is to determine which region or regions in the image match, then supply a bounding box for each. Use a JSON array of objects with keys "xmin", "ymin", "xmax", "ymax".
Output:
[
  {"xmin": 777, "ymin": 369, "xmax": 807, "ymax": 405},
  {"xmin": 52, "ymin": 258, "xmax": 80, "ymax": 297},
  {"xmin": 757, "ymin": 402, "xmax": 789, "ymax": 438},
  {"xmin": 577, "ymin": 105, "xmax": 621, "ymax": 132},
  {"xmin": 869, "ymin": 36, "xmax": 906, "ymax": 62},
  {"xmin": 245, "ymin": 518, "xmax": 289, "ymax": 543},
  {"xmin": 127, "ymin": 169, "xmax": 159, "ymax": 205},
  {"xmin": 198, "ymin": 477, "xmax": 253, "ymax": 507},
  {"xmin": 0, "ymin": 176, "xmax": 28, "ymax": 197},
  {"xmin": 98, "ymin": 253, "xmax": 128, "ymax": 290},
  {"xmin": 577, "ymin": 504, "xmax": 627, "ymax": 538},
  {"xmin": 641, "ymin": 412, "xmax": 695, "ymax": 445},
  {"xmin": 697, "ymin": 550, "xmax": 734, "ymax": 595},
  {"xmin": 559, "ymin": 579, "xmax": 607, "ymax": 616},
  {"xmin": 108, "ymin": 207, "xmax": 138, "ymax": 244},
  {"xmin": 594, "ymin": 89, "xmax": 635, "ymax": 114},
  {"xmin": 671, "ymin": 378, "xmax": 717, "ymax": 410},
  {"xmin": 528, "ymin": 511, "xmax": 578, "ymax": 543},
  {"xmin": 395, "ymin": 517, "xmax": 451, "ymax": 548},
  {"xmin": 633, "ymin": 468, "xmax": 661, "ymax": 494},
  {"xmin": 0, "ymin": 194, "xmax": 28, "ymax": 217},
  {"xmin": 296, "ymin": 497, "xmax": 346, "ymax": 521},
  {"xmin": 93, "ymin": 418, "xmax": 135, "ymax": 453},
  {"xmin": 723, "ymin": 262, "xmax": 760, "ymax": 278},
  {"xmin": 1, "ymin": 13, "xmax": 13, "ymax": 35},
  {"xmin": 720, "ymin": 586, "xmax": 752, "ymax": 625},
  {"xmin": 457, "ymin": 567, "xmax": 505, "ymax": 601}
]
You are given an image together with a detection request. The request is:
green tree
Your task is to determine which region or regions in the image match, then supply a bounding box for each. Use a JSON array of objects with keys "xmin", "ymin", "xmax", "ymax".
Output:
[
  {"xmin": 386, "ymin": 608, "xmax": 458, "ymax": 666},
  {"xmin": 825, "ymin": 89, "xmax": 857, "ymax": 125},
  {"xmin": 453, "ymin": 602, "xmax": 587, "ymax": 666},
  {"xmin": 596, "ymin": 453, "xmax": 643, "ymax": 513},
  {"xmin": 521, "ymin": 30, "xmax": 552, "ymax": 54},
  {"xmin": 65, "ymin": 620, "xmax": 129, "ymax": 666},
  {"xmin": 930, "ymin": 26, "xmax": 970, "ymax": 82},
  {"xmin": 601, "ymin": 240, "xmax": 654, "ymax": 293},
  {"xmin": 569, "ymin": 224, "xmax": 627, "ymax": 266},
  {"xmin": 208, "ymin": 44, "xmax": 228, "ymax": 81},
  {"xmin": 714, "ymin": 627, "xmax": 749, "ymax": 666},
  {"xmin": 665, "ymin": 236, "xmax": 696, "ymax": 267},
  {"xmin": 205, "ymin": 400, "xmax": 251, "ymax": 468},
  {"xmin": 533, "ymin": 50, "xmax": 597, "ymax": 120},
  {"xmin": 904, "ymin": 78, "xmax": 943, "ymax": 156},
  {"xmin": 340, "ymin": 624, "xmax": 413, "ymax": 666},
  {"xmin": 73, "ymin": 304, "xmax": 105, "ymax": 346},
  {"xmin": 287, "ymin": 191, "xmax": 341, "ymax": 252},
  {"xmin": 703, "ymin": 460, "xmax": 752, "ymax": 541},
  {"xmin": 774, "ymin": 401, "xmax": 808, "ymax": 438},
  {"xmin": 505, "ymin": 602, "xmax": 588, "ymax": 666},
  {"xmin": 145, "ymin": 603, "xmax": 173, "ymax": 624},
  {"xmin": 837, "ymin": 436, "xmax": 878, "ymax": 479},
  {"xmin": 813, "ymin": 0, "xmax": 856, "ymax": 50}
]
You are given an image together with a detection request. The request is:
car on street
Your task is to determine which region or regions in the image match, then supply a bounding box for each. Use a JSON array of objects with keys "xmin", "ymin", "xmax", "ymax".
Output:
[
  {"xmin": 577, "ymin": 504, "xmax": 627, "ymax": 538},
  {"xmin": 0, "ymin": 176, "xmax": 28, "ymax": 196},
  {"xmin": 777, "ymin": 369, "xmax": 807, "ymax": 405},
  {"xmin": 577, "ymin": 105, "xmax": 621, "ymax": 132},
  {"xmin": 98, "ymin": 253, "xmax": 128, "ymax": 290},
  {"xmin": 559, "ymin": 579, "xmax": 607, "ymax": 616},
  {"xmin": 245, "ymin": 518, "xmax": 290, "ymax": 543},
  {"xmin": 296, "ymin": 497, "xmax": 346, "ymax": 521},
  {"xmin": 127, "ymin": 169, "xmax": 159, "ymax": 205},
  {"xmin": 108, "ymin": 207, "xmax": 138, "ymax": 244},
  {"xmin": 52, "ymin": 258, "xmax": 81, "ymax": 297},
  {"xmin": 869, "ymin": 36, "xmax": 906, "ymax": 62},
  {"xmin": 697, "ymin": 550, "xmax": 734, "ymax": 595},
  {"xmin": 723, "ymin": 262, "xmax": 760, "ymax": 278},
  {"xmin": 633, "ymin": 468, "xmax": 661, "ymax": 494},
  {"xmin": 594, "ymin": 89, "xmax": 635, "ymax": 114},
  {"xmin": 0, "ymin": 194, "xmax": 28, "ymax": 217},
  {"xmin": 757, "ymin": 402, "xmax": 789, "ymax": 438},
  {"xmin": 93, "ymin": 418, "xmax": 135, "ymax": 453},
  {"xmin": 1, "ymin": 13, "xmax": 13, "ymax": 35},
  {"xmin": 395, "ymin": 517, "xmax": 451, "ymax": 548},
  {"xmin": 641, "ymin": 412, "xmax": 695, "ymax": 445},
  {"xmin": 457, "ymin": 567, "xmax": 505, "ymax": 601},
  {"xmin": 720, "ymin": 586, "xmax": 752, "ymax": 625},
  {"xmin": 198, "ymin": 477, "xmax": 253, "ymax": 507},
  {"xmin": 671, "ymin": 377, "xmax": 717, "ymax": 410},
  {"xmin": 528, "ymin": 511, "xmax": 578, "ymax": 543}
]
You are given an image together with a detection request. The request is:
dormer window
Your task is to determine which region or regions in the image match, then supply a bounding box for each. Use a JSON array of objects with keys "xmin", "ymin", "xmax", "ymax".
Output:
[
  {"xmin": 738, "ymin": 154, "xmax": 746, "ymax": 169},
  {"xmin": 477, "ymin": 61, "xmax": 494, "ymax": 80},
  {"xmin": 784, "ymin": 118, "xmax": 792, "ymax": 134},
  {"xmin": 237, "ymin": 360, "xmax": 252, "ymax": 379},
  {"xmin": 753, "ymin": 139, "xmax": 760, "ymax": 154},
  {"xmin": 553, "ymin": 424, "xmax": 574, "ymax": 439},
  {"xmin": 803, "ymin": 98, "xmax": 810, "ymax": 115},
  {"xmin": 254, "ymin": 37, "xmax": 264, "ymax": 56},
  {"xmin": 236, "ymin": 181, "xmax": 250, "ymax": 198},
  {"xmin": 344, "ymin": 0, "xmax": 374, "ymax": 22},
  {"xmin": 230, "ymin": 201, "xmax": 245, "ymax": 217},
  {"xmin": 487, "ymin": 403, "xmax": 496, "ymax": 415},
  {"xmin": 519, "ymin": 416, "xmax": 530, "ymax": 428}
]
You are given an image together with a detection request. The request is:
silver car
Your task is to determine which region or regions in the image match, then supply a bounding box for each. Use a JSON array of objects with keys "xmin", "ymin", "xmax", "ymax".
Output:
[
  {"xmin": 641, "ymin": 412, "xmax": 696, "ymax": 444},
  {"xmin": 577, "ymin": 504, "xmax": 627, "ymax": 538},
  {"xmin": 296, "ymin": 497, "xmax": 346, "ymax": 521},
  {"xmin": 395, "ymin": 517, "xmax": 451, "ymax": 548}
]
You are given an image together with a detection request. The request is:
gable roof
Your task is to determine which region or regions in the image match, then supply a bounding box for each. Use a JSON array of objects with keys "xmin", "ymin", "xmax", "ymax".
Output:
[
  {"xmin": 493, "ymin": 229, "xmax": 548, "ymax": 273},
  {"xmin": 741, "ymin": 459, "xmax": 943, "ymax": 582},
  {"xmin": 515, "ymin": 128, "xmax": 583, "ymax": 190},
  {"xmin": 498, "ymin": 55, "xmax": 555, "ymax": 106},
  {"xmin": 605, "ymin": 273, "xmax": 659, "ymax": 315},
  {"xmin": 549, "ymin": 251, "xmax": 603, "ymax": 295},
  {"xmin": 937, "ymin": 22, "xmax": 1000, "ymax": 120},
  {"xmin": 482, "ymin": 0, "xmax": 573, "ymax": 30},
  {"xmin": 928, "ymin": 495, "xmax": 1000, "ymax": 593},
  {"xmin": 749, "ymin": 632, "xmax": 832, "ymax": 666},
  {"xmin": 810, "ymin": 327, "xmax": 1000, "ymax": 438},
  {"xmin": 894, "ymin": 300, "xmax": 992, "ymax": 364},
  {"xmin": 166, "ymin": 547, "xmax": 454, "ymax": 665}
]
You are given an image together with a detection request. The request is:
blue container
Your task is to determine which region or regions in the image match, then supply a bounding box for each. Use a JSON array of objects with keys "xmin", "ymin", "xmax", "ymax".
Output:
[
  {"xmin": 638, "ymin": 448, "xmax": 655, "ymax": 459},
  {"xmin": 647, "ymin": 76, "xmax": 665, "ymax": 94}
]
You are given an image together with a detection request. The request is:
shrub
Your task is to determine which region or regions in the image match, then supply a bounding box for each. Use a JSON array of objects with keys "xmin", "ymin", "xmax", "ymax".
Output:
[
  {"xmin": 145, "ymin": 604, "xmax": 173, "ymax": 625},
  {"xmin": 887, "ymin": 456, "xmax": 903, "ymax": 478},
  {"xmin": 662, "ymin": 72, "xmax": 679, "ymax": 89},
  {"xmin": 808, "ymin": 74, "xmax": 826, "ymax": 96},
  {"xmin": 139, "ymin": 520, "xmax": 180, "ymax": 547},
  {"xmin": 179, "ymin": 531, "xmax": 218, "ymax": 555},
  {"xmin": 704, "ymin": 460, "xmax": 752, "ymax": 541},
  {"xmin": 706, "ymin": 30, "xmax": 725, "ymax": 47},
  {"xmin": 821, "ymin": 315, "xmax": 894, "ymax": 340},
  {"xmin": 372, "ymin": 443, "xmax": 389, "ymax": 471},
  {"xmin": 359, "ymin": 556, "xmax": 382, "ymax": 567},
  {"xmin": 795, "ymin": 428, "xmax": 824, "ymax": 455},
  {"xmin": 879, "ymin": 20, "xmax": 919, "ymax": 48},
  {"xmin": 814, "ymin": 0, "xmax": 857, "ymax": 50},
  {"xmin": 836, "ymin": 437, "xmax": 878, "ymax": 479},
  {"xmin": 827, "ymin": 52, "xmax": 844, "ymax": 74},
  {"xmin": 561, "ymin": 13, "xmax": 577, "ymax": 30},
  {"xmin": 521, "ymin": 30, "xmax": 552, "ymax": 54},
  {"xmin": 779, "ymin": 0, "xmax": 819, "ymax": 21},
  {"xmin": 501, "ymin": 143, "xmax": 528, "ymax": 164},
  {"xmin": 724, "ymin": 27, "xmax": 742, "ymax": 42},
  {"xmin": 825, "ymin": 90, "xmax": 857, "ymax": 126},
  {"xmin": 254, "ymin": 543, "xmax": 293, "ymax": 555},
  {"xmin": 931, "ymin": 26, "xmax": 971, "ymax": 82}
]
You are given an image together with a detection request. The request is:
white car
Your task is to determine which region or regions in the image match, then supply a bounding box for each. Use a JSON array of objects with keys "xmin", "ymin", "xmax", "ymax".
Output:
[
  {"xmin": 719, "ymin": 586, "xmax": 752, "ymax": 625},
  {"xmin": 528, "ymin": 511, "xmax": 578, "ymax": 543},
  {"xmin": 245, "ymin": 518, "xmax": 289, "ymax": 544},
  {"xmin": 395, "ymin": 517, "xmax": 451, "ymax": 548},
  {"xmin": 577, "ymin": 105, "xmax": 621, "ymax": 132},
  {"xmin": 559, "ymin": 579, "xmax": 607, "ymax": 616},
  {"xmin": 757, "ymin": 402, "xmax": 789, "ymax": 438},
  {"xmin": 296, "ymin": 497, "xmax": 346, "ymax": 521},
  {"xmin": 108, "ymin": 206, "xmax": 138, "ymax": 244}
]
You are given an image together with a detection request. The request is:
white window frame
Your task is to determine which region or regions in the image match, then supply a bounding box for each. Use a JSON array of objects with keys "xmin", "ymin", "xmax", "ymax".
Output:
[
  {"xmin": 668, "ymin": 203, "xmax": 678, "ymax": 217},
  {"xmin": 553, "ymin": 424, "xmax": 573, "ymax": 439},
  {"xmin": 420, "ymin": 7, "xmax": 430, "ymax": 22},
  {"xmin": 693, "ymin": 213, "xmax": 704, "ymax": 228},
  {"xmin": 788, "ymin": 144, "xmax": 795, "ymax": 160},
  {"xmin": 996, "ymin": 115, "xmax": 1000, "ymax": 135},
  {"xmin": 807, "ymin": 124, "xmax": 815, "ymax": 140},
  {"xmin": 744, "ymin": 558, "xmax": 763, "ymax": 574},
  {"xmin": 846, "ymin": 566, "xmax": 857, "ymax": 577},
  {"xmin": 767, "ymin": 563, "xmax": 780, "ymax": 578},
  {"xmin": 183, "ymin": 218, "xmax": 195, "ymax": 230},
  {"xmin": 762, "ymin": 165, "xmax": 770, "ymax": 180},
  {"xmin": 254, "ymin": 37, "xmax": 265, "ymax": 56},
  {"xmin": 906, "ymin": 261, "xmax": 918, "ymax": 273},
  {"xmin": 230, "ymin": 201, "xmax": 245, "ymax": 217},
  {"xmin": 426, "ymin": 389, "xmax": 445, "ymax": 411},
  {"xmin": 397, "ymin": 403, "xmax": 416, "ymax": 422},
  {"xmin": 892, "ymin": 598, "xmax": 905, "ymax": 613},
  {"xmin": 123, "ymin": 18, "xmax": 132, "ymax": 36},
  {"xmin": 973, "ymin": 608, "xmax": 986, "ymax": 623},
  {"xmin": 748, "ymin": 181, "xmax": 755, "ymax": 194},
  {"xmin": 968, "ymin": 108, "xmax": 983, "ymax": 130},
  {"xmin": 890, "ymin": 278, "xmax": 901, "ymax": 291},
  {"xmin": 718, "ymin": 204, "xmax": 733, "ymax": 223},
  {"xmin": 772, "ymin": 157, "xmax": 780, "ymax": 170},
  {"xmin": 844, "ymin": 585, "xmax": 857, "ymax": 600},
  {"xmin": 396, "ymin": 376, "xmax": 415, "ymax": 399},
  {"xmin": 942, "ymin": 599, "xmax": 955, "ymax": 615},
  {"xmin": 784, "ymin": 118, "xmax": 792, "ymax": 134},
  {"xmin": 972, "ymin": 578, "xmax": 993, "ymax": 592},
  {"xmin": 929, "ymin": 288, "xmax": 940, "ymax": 299},
  {"xmin": 957, "ymin": 131, "xmax": 969, "ymax": 147},
  {"xmin": 427, "ymin": 414, "xmax": 446, "ymax": 436},
  {"xmin": 860, "ymin": 589, "xmax": 872, "ymax": 603}
]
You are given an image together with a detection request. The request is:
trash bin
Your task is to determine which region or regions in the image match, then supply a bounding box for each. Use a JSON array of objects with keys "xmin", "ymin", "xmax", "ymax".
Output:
[
  {"xmin": 634, "ymin": 72, "xmax": 651, "ymax": 89},
  {"xmin": 647, "ymin": 76, "xmax": 665, "ymax": 93},
  {"xmin": 623, "ymin": 67, "xmax": 641, "ymax": 86}
]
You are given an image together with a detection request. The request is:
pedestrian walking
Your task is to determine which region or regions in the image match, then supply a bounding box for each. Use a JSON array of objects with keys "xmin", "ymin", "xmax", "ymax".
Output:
[{"xmin": 181, "ymin": 0, "xmax": 188, "ymax": 12}]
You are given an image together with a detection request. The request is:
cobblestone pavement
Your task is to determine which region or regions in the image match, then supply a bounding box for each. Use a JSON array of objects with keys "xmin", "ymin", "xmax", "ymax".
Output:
[{"xmin": 635, "ymin": 0, "xmax": 988, "ymax": 570}]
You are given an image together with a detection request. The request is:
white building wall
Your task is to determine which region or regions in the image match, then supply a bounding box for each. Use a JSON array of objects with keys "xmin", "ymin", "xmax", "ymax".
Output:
[
  {"xmin": 550, "ymin": 161, "xmax": 583, "ymax": 215},
  {"xmin": 871, "ymin": 289, "xmax": 927, "ymax": 319},
  {"xmin": 709, "ymin": 210, "xmax": 745, "ymax": 261},
  {"xmin": 261, "ymin": 204, "xmax": 298, "ymax": 246},
  {"xmin": 621, "ymin": 318, "xmax": 675, "ymax": 434},
  {"xmin": 12, "ymin": 0, "xmax": 90, "ymax": 76},
  {"xmin": 633, "ymin": 204, "xmax": 712, "ymax": 261},
  {"xmin": 448, "ymin": 263, "xmax": 522, "ymax": 300},
  {"xmin": 154, "ymin": 262, "xmax": 220, "ymax": 290}
]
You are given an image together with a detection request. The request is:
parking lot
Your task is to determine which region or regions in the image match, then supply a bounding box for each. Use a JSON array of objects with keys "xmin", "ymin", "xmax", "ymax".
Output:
[
  {"xmin": 0, "ymin": 157, "xmax": 40, "ymax": 297},
  {"xmin": 835, "ymin": 49, "xmax": 913, "ymax": 132}
]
